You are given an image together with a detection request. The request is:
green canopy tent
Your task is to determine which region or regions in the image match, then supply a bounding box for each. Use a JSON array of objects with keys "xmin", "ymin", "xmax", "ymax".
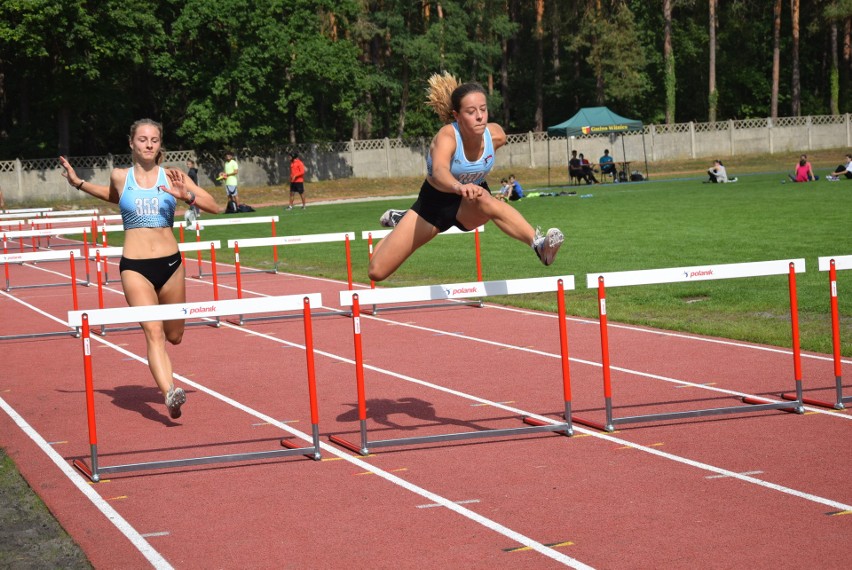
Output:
[{"xmin": 546, "ymin": 106, "xmax": 648, "ymax": 186}]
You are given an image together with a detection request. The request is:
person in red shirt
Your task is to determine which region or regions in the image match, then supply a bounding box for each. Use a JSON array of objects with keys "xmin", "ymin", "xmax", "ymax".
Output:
[{"xmin": 287, "ymin": 152, "xmax": 306, "ymax": 210}]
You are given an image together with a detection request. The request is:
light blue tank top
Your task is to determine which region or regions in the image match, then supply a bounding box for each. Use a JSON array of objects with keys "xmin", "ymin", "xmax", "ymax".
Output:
[
  {"xmin": 426, "ymin": 122, "xmax": 495, "ymax": 185},
  {"xmin": 119, "ymin": 167, "xmax": 176, "ymax": 229}
]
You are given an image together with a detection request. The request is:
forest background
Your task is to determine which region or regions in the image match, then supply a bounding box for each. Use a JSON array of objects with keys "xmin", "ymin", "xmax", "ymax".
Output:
[{"xmin": 1, "ymin": 0, "xmax": 851, "ymax": 161}]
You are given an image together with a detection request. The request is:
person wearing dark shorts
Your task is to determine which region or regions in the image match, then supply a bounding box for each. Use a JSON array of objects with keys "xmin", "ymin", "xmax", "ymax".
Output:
[
  {"xmin": 369, "ymin": 73, "xmax": 563, "ymax": 282},
  {"xmin": 287, "ymin": 152, "xmax": 306, "ymax": 210},
  {"xmin": 59, "ymin": 119, "xmax": 220, "ymax": 420}
]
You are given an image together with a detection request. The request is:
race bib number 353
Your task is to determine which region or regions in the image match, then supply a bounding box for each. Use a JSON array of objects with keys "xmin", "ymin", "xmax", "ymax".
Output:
[{"xmin": 135, "ymin": 197, "xmax": 160, "ymax": 215}]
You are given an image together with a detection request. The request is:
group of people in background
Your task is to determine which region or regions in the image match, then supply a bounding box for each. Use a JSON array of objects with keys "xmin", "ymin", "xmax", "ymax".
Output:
[
  {"xmin": 568, "ymin": 149, "xmax": 621, "ymax": 184},
  {"xmin": 785, "ymin": 153, "xmax": 852, "ymax": 183},
  {"xmin": 705, "ymin": 153, "xmax": 852, "ymax": 185}
]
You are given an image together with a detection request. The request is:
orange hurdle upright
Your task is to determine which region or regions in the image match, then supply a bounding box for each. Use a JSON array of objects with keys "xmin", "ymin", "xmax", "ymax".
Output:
[{"xmin": 781, "ymin": 256, "xmax": 852, "ymax": 410}]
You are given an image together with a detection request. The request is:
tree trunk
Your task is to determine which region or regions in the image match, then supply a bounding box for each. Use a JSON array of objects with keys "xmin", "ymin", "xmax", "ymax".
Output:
[
  {"xmin": 57, "ymin": 106, "xmax": 69, "ymax": 157},
  {"xmin": 708, "ymin": 0, "xmax": 718, "ymax": 123},
  {"xmin": 791, "ymin": 0, "xmax": 801, "ymax": 116},
  {"xmin": 397, "ymin": 65, "xmax": 409, "ymax": 138},
  {"xmin": 664, "ymin": 0, "xmax": 676, "ymax": 124},
  {"xmin": 830, "ymin": 19, "xmax": 839, "ymax": 115},
  {"xmin": 594, "ymin": 0, "xmax": 605, "ymax": 105},
  {"xmin": 771, "ymin": 0, "xmax": 782, "ymax": 119},
  {"xmin": 534, "ymin": 0, "xmax": 545, "ymax": 131}
]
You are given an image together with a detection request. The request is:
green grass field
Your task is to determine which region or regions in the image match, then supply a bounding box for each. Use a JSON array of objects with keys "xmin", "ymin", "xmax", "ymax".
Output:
[{"xmin": 151, "ymin": 170, "xmax": 852, "ymax": 356}]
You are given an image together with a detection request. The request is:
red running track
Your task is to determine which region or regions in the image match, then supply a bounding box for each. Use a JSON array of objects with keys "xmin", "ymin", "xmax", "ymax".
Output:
[{"xmin": 1, "ymin": 242, "xmax": 851, "ymax": 569}]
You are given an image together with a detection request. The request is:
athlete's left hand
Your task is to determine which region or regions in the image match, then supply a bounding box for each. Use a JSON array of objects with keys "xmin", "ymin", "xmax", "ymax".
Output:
[{"xmin": 165, "ymin": 169, "xmax": 189, "ymax": 200}]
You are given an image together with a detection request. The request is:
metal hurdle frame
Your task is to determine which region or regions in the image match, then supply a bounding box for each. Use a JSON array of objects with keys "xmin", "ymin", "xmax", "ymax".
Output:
[
  {"xmin": 0, "ymin": 249, "xmax": 82, "ymax": 340},
  {"xmin": 1, "ymin": 247, "xmax": 86, "ymax": 292},
  {"xmin": 228, "ymin": 232, "xmax": 356, "ymax": 324},
  {"xmin": 329, "ymin": 276, "xmax": 575, "ymax": 455},
  {"xmin": 576, "ymin": 259, "xmax": 806, "ymax": 433},
  {"xmin": 780, "ymin": 255, "xmax": 852, "ymax": 410},
  {"xmin": 66, "ymin": 293, "xmax": 324, "ymax": 482},
  {"xmin": 362, "ymin": 226, "xmax": 486, "ymax": 315},
  {"xmin": 181, "ymin": 216, "xmax": 279, "ymax": 278}
]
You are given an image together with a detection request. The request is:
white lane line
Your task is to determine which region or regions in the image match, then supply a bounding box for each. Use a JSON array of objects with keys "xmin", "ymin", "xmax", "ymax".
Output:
[{"xmin": 0, "ymin": 396, "xmax": 173, "ymax": 570}]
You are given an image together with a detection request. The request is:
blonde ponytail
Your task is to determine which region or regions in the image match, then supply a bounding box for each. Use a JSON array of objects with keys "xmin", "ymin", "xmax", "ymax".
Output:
[{"xmin": 426, "ymin": 72, "xmax": 460, "ymax": 124}]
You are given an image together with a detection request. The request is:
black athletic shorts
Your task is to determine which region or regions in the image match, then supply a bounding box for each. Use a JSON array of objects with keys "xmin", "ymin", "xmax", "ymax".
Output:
[
  {"xmin": 119, "ymin": 252, "xmax": 182, "ymax": 291},
  {"xmin": 411, "ymin": 179, "xmax": 491, "ymax": 233},
  {"xmin": 290, "ymin": 182, "xmax": 305, "ymax": 194}
]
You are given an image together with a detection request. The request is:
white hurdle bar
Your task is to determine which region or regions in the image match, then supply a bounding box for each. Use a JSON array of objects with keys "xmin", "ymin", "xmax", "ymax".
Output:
[
  {"xmin": 1, "ymin": 247, "xmax": 86, "ymax": 292},
  {"xmin": 329, "ymin": 275, "xmax": 575, "ymax": 455},
  {"xmin": 0, "ymin": 248, "xmax": 83, "ymax": 340},
  {"xmin": 67, "ymin": 293, "xmax": 324, "ymax": 482},
  {"xmin": 362, "ymin": 225, "xmax": 485, "ymax": 294},
  {"xmin": 579, "ymin": 258, "xmax": 806, "ymax": 433},
  {"xmin": 780, "ymin": 255, "xmax": 852, "ymax": 410}
]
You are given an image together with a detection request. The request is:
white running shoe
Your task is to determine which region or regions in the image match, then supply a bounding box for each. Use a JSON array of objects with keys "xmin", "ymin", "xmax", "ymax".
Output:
[
  {"xmin": 165, "ymin": 386, "xmax": 186, "ymax": 419},
  {"xmin": 380, "ymin": 209, "xmax": 407, "ymax": 228},
  {"xmin": 532, "ymin": 227, "xmax": 564, "ymax": 266}
]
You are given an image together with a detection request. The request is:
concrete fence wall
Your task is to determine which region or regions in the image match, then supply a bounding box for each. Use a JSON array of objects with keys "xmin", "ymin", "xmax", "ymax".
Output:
[{"xmin": 1, "ymin": 114, "xmax": 850, "ymax": 205}]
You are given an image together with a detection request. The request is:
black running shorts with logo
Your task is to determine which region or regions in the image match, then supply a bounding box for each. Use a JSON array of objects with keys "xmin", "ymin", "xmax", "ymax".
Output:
[
  {"xmin": 119, "ymin": 252, "xmax": 182, "ymax": 291},
  {"xmin": 290, "ymin": 182, "xmax": 305, "ymax": 194},
  {"xmin": 411, "ymin": 179, "xmax": 491, "ymax": 233}
]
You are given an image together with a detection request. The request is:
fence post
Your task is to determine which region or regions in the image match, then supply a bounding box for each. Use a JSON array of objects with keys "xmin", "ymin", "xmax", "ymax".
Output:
[
  {"xmin": 528, "ymin": 131, "xmax": 535, "ymax": 168},
  {"xmin": 15, "ymin": 159, "xmax": 23, "ymax": 202},
  {"xmin": 729, "ymin": 119, "xmax": 735, "ymax": 156},
  {"xmin": 384, "ymin": 137, "xmax": 390, "ymax": 178},
  {"xmin": 349, "ymin": 139, "xmax": 356, "ymax": 177},
  {"xmin": 847, "ymin": 113, "xmax": 851, "ymax": 147},
  {"xmin": 689, "ymin": 122, "xmax": 696, "ymax": 159},
  {"xmin": 807, "ymin": 115, "xmax": 813, "ymax": 150},
  {"xmin": 767, "ymin": 117, "xmax": 774, "ymax": 155}
]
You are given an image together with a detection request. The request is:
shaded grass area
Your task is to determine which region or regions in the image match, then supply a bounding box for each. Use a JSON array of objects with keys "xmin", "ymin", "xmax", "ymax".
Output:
[{"xmin": 0, "ymin": 450, "xmax": 91, "ymax": 568}]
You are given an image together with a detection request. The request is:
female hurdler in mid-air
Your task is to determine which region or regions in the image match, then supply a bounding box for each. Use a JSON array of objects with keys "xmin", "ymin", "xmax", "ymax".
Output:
[{"xmin": 370, "ymin": 72, "xmax": 563, "ymax": 282}]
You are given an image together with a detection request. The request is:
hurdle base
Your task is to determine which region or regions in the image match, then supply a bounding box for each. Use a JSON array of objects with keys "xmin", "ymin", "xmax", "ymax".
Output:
[
  {"xmin": 328, "ymin": 422, "xmax": 570, "ymax": 455},
  {"xmin": 73, "ymin": 446, "xmax": 321, "ymax": 482},
  {"xmin": 0, "ymin": 328, "xmax": 78, "ymax": 342},
  {"xmin": 571, "ymin": 414, "xmax": 614, "ymax": 432},
  {"xmin": 328, "ymin": 434, "xmax": 368, "ymax": 456},
  {"xmin": 781, "ymin": 391, "xmax": 847, "ymax": 411},
  {"xmin": 741, "ymin": 397, "xmax": 804, "ymax": 414},
  {"xmin": 72, "ymin": 458, "xmax": 100, "ymax": 483},
  {"xmin": 370, "ymin": 299, "xmax": 482, "ymax": 316},
  {"xmin": 234, "ymin": 309, "xmax": 350, "ymax": 327},
  {"xmin": 281, "ymin": 437, "xmax": 322, "ymax": 460},
  {"xmin": 522, "ymin": 416, "xmax": 573, "ymax": 436}
]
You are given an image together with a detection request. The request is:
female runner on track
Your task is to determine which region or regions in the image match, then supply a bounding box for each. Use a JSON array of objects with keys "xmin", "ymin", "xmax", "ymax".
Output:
[
  {"xmin": 59, "ymin": 119, "xmax": 220, "ymax": 419},
  {"xmin": 370, "ymin": 72, "xmax": 563, "ymax": 282}
]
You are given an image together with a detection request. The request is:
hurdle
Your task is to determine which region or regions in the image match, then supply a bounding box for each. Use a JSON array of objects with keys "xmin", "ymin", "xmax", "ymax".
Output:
[
  {"xmin": 576, "ymin": 259, "xmax": 806, "ymax": 433},
  {"xmin": 362, "ymin": 225, "xmax": 485, "ymax": 314},
  {"xmin": 779, "ymin": 256, "xmax": 852, "ymax": 410},
  {"xmin": 66, "ymin": 293, "xmax": 324, "ymax": 482},
  {"xmin": 1, "ymin": 207, "xmax": 52, "ymax": 215},
  {"xmin": 328, "ymin": 276, "xmax": 575, "ymax": 455},
  {"xmin": 0, "ymin": 249, "xmax": 82, "ymax": 340},
  {"xmin": 1, "ymin": 246, "xmax": 86, "ymax": 292}
]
